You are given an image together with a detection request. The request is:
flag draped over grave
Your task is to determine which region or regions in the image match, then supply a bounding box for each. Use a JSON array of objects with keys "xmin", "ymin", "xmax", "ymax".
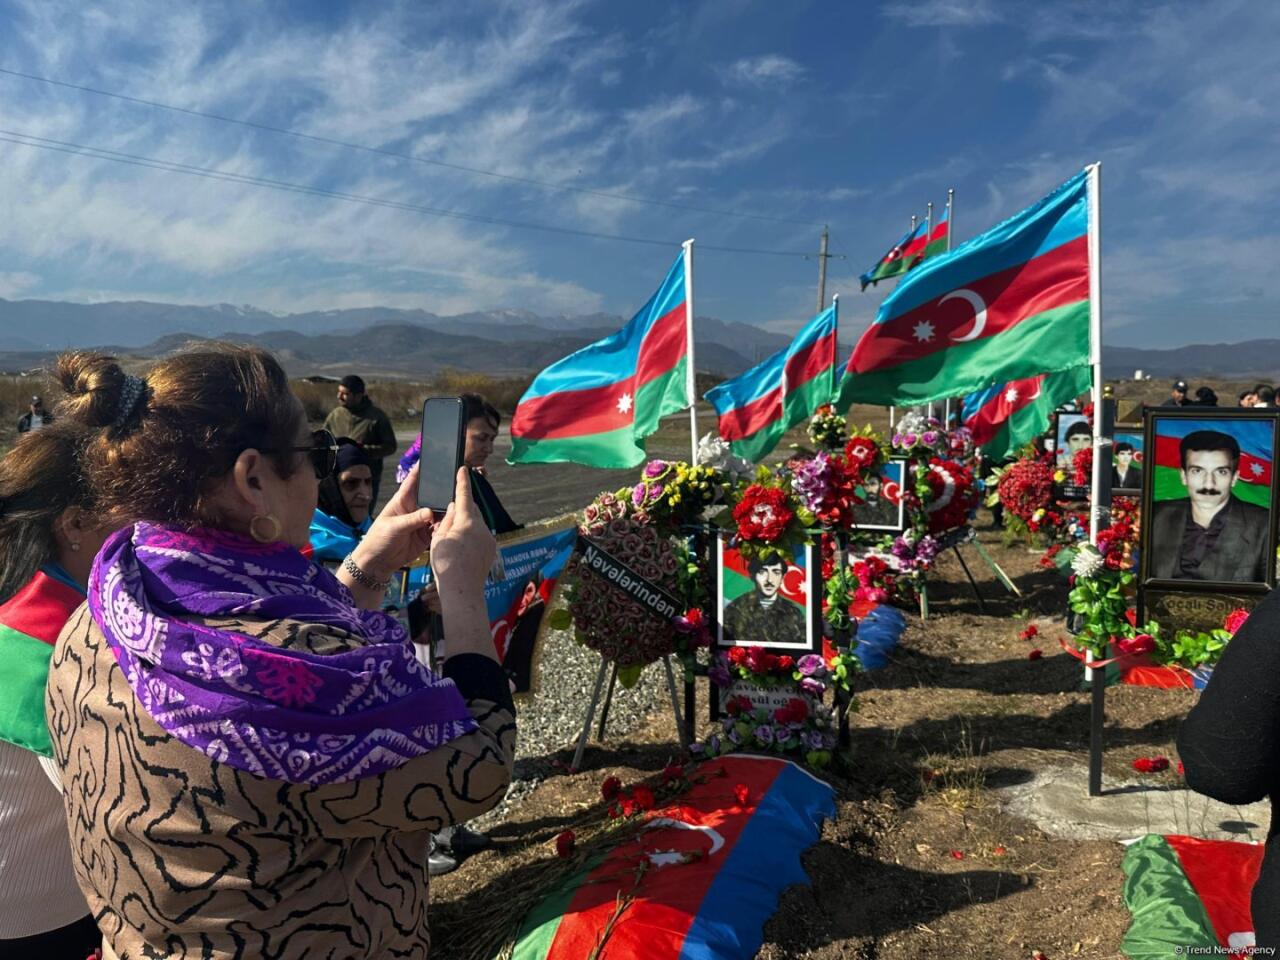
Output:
[
  {"xmin": 704, "ymin": 304, "xmax": 839, "ymax": 462},
  {"xmin": 1121, "ymin": 834, "xmax": 1262, "ymax": 958},
  {"xmin": 509, "ymin": 252, "xmax": 690, "ymax": 468},
  {"xmin": 511, "ymin": 756, "xmax": 834, "ymax": 960},
  {"xmin": 840, "ymin": 170, "xmax": 1092, "ymax": 408},
  {"xmin": 1152, "ymin": 417, "xmax": 1273, "ymax": 508},
  {"xmin": 962, "ymin": 365, "xmax": 1093, "ymax": 461}
]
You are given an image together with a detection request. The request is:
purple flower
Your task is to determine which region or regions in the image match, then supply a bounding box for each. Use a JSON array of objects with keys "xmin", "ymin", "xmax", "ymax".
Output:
[
  {"xmin": 921, "ymin": 430, "xmax": 940, "ymax": 447},
  {"xmin": 800, "ymin": 676, "xmax": 825, "ymax": 697},
  {"xmin": 708, "ymin": 657, "xmax": 731, "ymax": 688},
  {"xmin": 632, "ymin": 484, "xmax": 647, "ymax": 507},
  {"xmin": 754, "ymin": 725, "xmax": 775, "ymax": 744},
  {"xmin": 804, "ymin": 730, "xmax": 826, "ymax": 750},
  {"xmin": 707, "ymin": 734, "xmax": 722, "ymax": 754},
  {"xmin": 727, "ymin": 727, "xmax": 742, "ymax": 745},
  {"xmin": 790, "ymin": 452, "xmax": 831, "ymax": 512},
  {"xmin": 900, "ymin": 433, "xmax": 918, "ymax": 448},
  {"xmin": 773, "ymin": 724, "xmax": 793, "ymax": 744},
  {"xmin": 644, "ymin": 460, "xmax": 669, "ymax": 478},
  {"xmin": 797, "ymin": 653, "xmax": 825, "ymax": 676},
  {"xmin": 689, "ymin": 741, "xmax": 706, "ymax": 756}
]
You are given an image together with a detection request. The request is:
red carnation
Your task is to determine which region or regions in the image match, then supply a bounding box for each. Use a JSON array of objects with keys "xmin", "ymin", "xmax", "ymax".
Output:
[
  {"xmin": 554, "ymin": 830, "xmax": 576, "ymax": 858},
  {"xmin": 1020, "ymin": 624, "xmax": 1039, "ymax": 641},
  {"xmin": 773, "ymin": 697, "xmax": 810, "ymax": 725},
  {"xmin": 662, "ymin": 764, "xmax": 684, "ymax": 785},
  {"xmin": 777, "ymin": 655, "xmax": 795, "ymax": 673},
  {"xmin": 632, "ymin": 785, "xmax": 656, "ymax": 811},
  {"xmin": 732, "ymin": 485, "xmax": 794, "ymax": 542},
  {"xmin": 726, "ymin": 695, "xmax": 753, "ymax": 716},
  {"xmin": 1224, "ymin": 608, "xmax": 1250, "ymax": 635},
  {"xmin": 844, "ymin": 436, "xmax": 879, "ymax": 468},
  {"xmin": 1177, "ymin": 761, "xmax": 1185, "ymax": 776},
  {"xmin": 601, "ymin": 776, "xmax": 622, "ymax": 802},
  {"xmin": 1028, "ymin": 649, "xmax": 1043, "ymax": 660},
  {"xmin": 1115, "ymin": 634, "xmax": 1155, "ymax": 657},
  {"xmin": 949, "ymin": 849, "xmax": 965, "ymax": 860},
  {"xmin": 733, "ymin": 783, "xmax": 750, "ymax": 807},
  {"xmin": 1132, "ymin": 756, "xmax": 1170, "ymax": 774}
]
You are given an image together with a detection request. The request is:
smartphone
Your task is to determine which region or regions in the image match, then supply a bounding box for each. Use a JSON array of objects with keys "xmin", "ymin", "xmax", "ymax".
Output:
[{"xmin": 416, "ymin": 397, "xmax": 466, "ymax": 513}]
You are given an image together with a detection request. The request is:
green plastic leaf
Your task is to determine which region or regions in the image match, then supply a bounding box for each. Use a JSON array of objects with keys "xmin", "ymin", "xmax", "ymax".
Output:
[
  {"xmin": 616, "ymin": 663, "xmax": 644, "ymax": 689},
  {"xmin": 547, "ymin": 608, "xmax": 573, "ymax": 631}
]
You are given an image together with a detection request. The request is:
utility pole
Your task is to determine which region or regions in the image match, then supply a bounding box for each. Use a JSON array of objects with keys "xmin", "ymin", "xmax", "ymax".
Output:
[{"xmin": 815, "ymin": 227, "xmax": 830, "ymax": 314}]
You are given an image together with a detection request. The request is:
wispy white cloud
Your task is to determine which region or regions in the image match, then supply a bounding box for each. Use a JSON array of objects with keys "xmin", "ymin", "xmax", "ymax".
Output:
[
  {"xmin": 883, "ymin": 0, "xmax": 1003, "ymax": 28},
  {"xmin": 723, "ymin": 54, "xmax": 805, "ymax": 87}
]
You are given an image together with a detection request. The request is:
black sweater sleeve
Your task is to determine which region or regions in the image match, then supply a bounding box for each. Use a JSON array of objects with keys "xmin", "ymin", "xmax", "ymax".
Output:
[{"xmin": 1177, "ymin": 586, "xmax": 1280, "ymax": 806}]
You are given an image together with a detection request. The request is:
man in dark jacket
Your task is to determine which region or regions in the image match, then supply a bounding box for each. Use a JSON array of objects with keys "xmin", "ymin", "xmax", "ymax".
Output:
[
  {"xmin": 16, "ymin": 396, "xmax": 51, "ymax": 433},
  {"xmin": 322, "ymin": 375, "xmax": 397, "ymax": 502},
  {"xmin": 1162, "ymin": 379, "xmax": 1190, "ymax": 407},
  {"xmin": 1148, "ymin": 429, "xmax": 1270, "ymax": 583},
  {"xmin": 723, "ymin": 556, "xmax": 806, "ymax": 646}
]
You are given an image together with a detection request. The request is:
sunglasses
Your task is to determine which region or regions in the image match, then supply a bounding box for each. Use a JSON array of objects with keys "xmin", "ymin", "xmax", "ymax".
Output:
[{"xmin": 265, "ymin": 429, "xmax": 340, "ymax": 480}]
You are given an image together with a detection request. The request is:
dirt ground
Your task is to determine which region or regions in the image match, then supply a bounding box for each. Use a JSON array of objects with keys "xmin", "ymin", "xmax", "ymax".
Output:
[{"xmin": 429, "ymin": 523, "xmax": 1200, "ymax": 959}]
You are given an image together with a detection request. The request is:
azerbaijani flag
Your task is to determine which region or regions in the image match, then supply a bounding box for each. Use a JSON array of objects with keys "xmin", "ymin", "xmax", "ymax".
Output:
[
  {"xmin": 860, "ymin": 218, "xmax": 926, "ymax": 290},
  {"xmin": 510, "ymin": 251, "xmax": 691, "ymax": 468},
  {"xmin": 1121, "ymin": 834, "xmax": 1262, "ymax": 958},
  {"xmin": 840, "ymin": 169, "xmax": 1092, "ymax": 407},
  {"xmin": 0, "ymin": 570, "xmax": 84, "ymax": 757},
  {"xmin": 704, "ymin": 304, "xmax": 838, "ymax": 462},
  {"xmin": 922, "ymin": 202, "xmax": 950, "ymax": 259},
  {"xmin": 962, "ymin": 364, "xmax": 1092, "ymax": 460},
  {"xmin": 1151, "ymin": 418, "xmax": 1273, "ymax": 507},
  {"xmin": 511, "ymin": 756, "xmax": 835, "ymax": 960}
]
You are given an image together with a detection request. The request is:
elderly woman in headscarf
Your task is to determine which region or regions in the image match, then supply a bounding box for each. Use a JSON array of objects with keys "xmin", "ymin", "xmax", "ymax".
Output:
[
  {"xmin": 47, "ymin": 346, "xmax": 515, "ymax": 959},
  {"xmin": 309, "ymin": 437, "xmax": 375, "ymax": 562}
]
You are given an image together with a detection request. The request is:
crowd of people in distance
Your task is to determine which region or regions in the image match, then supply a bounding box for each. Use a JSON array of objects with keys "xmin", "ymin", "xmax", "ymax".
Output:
[
  {"xmin": 1162, "ymin": 377, "xmax": 1280, "ymax": 408},
  {"xmin": 0, "ymin": 347, "xmax": 517, "ymax": 958}
]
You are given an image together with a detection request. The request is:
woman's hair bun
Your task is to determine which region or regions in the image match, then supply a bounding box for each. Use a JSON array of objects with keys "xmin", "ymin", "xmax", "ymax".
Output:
[{"xmin": 55, "ymin": 351, "xmax": 129, "ymax": 428}]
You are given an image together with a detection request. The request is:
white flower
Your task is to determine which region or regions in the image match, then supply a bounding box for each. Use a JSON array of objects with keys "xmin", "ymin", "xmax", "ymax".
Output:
[
  {"xmin": 1071, "ymin": 544, "xmax": 1105, "ymax": 579},
  {"xmin": 696, "ymin": 433, "xmax": 751, "ymax": 477}
]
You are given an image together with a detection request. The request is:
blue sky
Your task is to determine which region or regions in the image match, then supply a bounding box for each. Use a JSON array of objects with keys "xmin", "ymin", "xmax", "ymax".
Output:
[{"xmin": 0, "ymin": 0, "xmax": 1273, "ymax": 347}]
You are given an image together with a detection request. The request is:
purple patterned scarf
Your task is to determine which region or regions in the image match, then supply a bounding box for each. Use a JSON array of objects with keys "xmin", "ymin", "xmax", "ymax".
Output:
[{"xmin": 89, "ymin": 522, "xmax": 477, "ymax": 785}]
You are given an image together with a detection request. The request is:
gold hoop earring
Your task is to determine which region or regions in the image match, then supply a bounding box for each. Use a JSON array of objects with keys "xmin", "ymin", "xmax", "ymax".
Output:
[{"xmin": 249, "ymin": 514, "xmax": 282, "ymax": 543}]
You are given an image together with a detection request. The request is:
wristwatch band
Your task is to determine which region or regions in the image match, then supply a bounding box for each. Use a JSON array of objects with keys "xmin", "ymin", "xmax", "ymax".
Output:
[{"xmin": 342, "ymin": 553, "xmax": 390, "ymax": 592}]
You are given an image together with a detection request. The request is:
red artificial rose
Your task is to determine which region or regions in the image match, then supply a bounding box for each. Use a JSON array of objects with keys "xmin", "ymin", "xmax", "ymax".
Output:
[
  {"xmin": 733, "ymin": 485, "xmax": 794, "ymax": 542},
  {"xmin": 733, "ymin": 783, "xmax": 750, "ymax": 806},
  {"xmin": 619, "ymin": 795, "xmax": 637, "ymax": 816},
  {"xmin": 726, "ymin": 695, "xmax": 753, "ymax": 716},
  {"xmin": 1224, "ymin": 608, "xmax": 1250, "ymax": 635},
  {"xmin": 554, "ymin": 830, "xmax": 576, "ymax": 858},
  {"xmin": 601, "ymin": 776, "xmax": 623, "ymax": 802},
  {"xmin": 1115, "ymin": 634, "xmax": 1155, "ymax": 657},
  {"xmin": 1028, "ymin": 649, "xmax": 1043, "ymax": 660},
  {"xmin": 844, "ymin": 436, "xmax": 879, "ymax": 468},
  {"xmin": 727, "ymin": 647, "xmax": 748, "ymax": 667},
  {"xmin": 632, "ymin": 785, "xmax": 656, "ymax": 811},
  {"xmin": 776, "ymin": 655, "xmax": 795, "ymax": 673},
  {"xmin": 662, "ymin": 764, "xmax": 684, "ymax": 785}
]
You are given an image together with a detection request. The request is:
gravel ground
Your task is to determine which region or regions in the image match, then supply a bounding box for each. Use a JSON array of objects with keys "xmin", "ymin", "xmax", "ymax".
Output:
[{"xmin": 469, "ymin": 621, "xmax": 675, "ymax": 829}]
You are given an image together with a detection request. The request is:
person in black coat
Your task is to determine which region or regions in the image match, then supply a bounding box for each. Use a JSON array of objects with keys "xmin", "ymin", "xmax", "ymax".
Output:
[
  {"xmin": 1147, "ymin": 430, "xmax": 1270, "ymax": 583},
  {"xmin": 1178, "ymin": 590, "xmax": 1280, "ymax": 950}
]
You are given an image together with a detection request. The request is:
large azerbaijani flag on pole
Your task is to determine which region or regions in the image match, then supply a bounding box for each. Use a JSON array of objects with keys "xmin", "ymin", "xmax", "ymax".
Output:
[
  {"xmin": 704, "ymin": 302, "xmax": 839, "ymax": 462},
  {"xmin": 0, "ymin": 570, "xmax": 84, "ymax": 757},
  {"xmin": 859, "ymin": 218, "xmax": 926, "ymax": 290},
  {"xmin": 511, "ymin": 756, "xmax": 834, "ymax": 960},
  {"xmin": 1151, "ymin": 418, "xmax": 1273, "ymax": 507},
  {"xmin": 509, "ymin": 247, "xmax": 693, "ymax": 468},
  {"xmin": 840, "ymin": 170, "xmax": 1092, "ymax": 407},
  {"xmin": 922, "ymin": 200, "xmax": 950, "ymax": 259},
  {"xmin": 961, "ymin": 364, "xmax": 1092, "ymax": 460}
]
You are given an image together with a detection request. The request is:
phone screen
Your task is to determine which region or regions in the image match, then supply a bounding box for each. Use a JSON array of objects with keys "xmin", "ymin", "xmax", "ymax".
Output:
[{"xmin": 416, "ymin": 397, "xmax": 465, "ymax": 513}]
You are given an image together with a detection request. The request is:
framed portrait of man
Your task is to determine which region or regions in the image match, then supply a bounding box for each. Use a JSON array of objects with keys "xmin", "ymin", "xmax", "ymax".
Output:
[
  {"xmin": 850, "ymin": 457, "xmax": 907, "ymax": 533},
  {"xmin": 1139, "ymin": 409, "xmax": 1280, "ymax": 591},
  {"xmin": 1111, "ymin": 424, "xmax": 1144, "ymax": 496},
  {"xmin": 1054, "ymin": 411, "xmax": 1092, "ymax": 500},
  {"xmin": 716, "ymin": 540, "xmax": 819, "ymax": 654}
]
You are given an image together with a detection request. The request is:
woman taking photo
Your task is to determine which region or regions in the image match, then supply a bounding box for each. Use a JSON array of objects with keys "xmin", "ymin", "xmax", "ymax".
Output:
[
  {"xmin": 309, "ymin": 437, "xmax": 375, "ymax": 562},
  {"xmin": 47, "ymin": 347, "xmax": 515, "ymax": 959},
  {"xmin": 0, "ymin": 422, "xmax": 114, "ymax": 956}
]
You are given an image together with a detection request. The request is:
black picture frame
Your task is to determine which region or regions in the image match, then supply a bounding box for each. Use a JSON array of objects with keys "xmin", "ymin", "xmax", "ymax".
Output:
[
  {"xmin": 1110, "ymin": 421, "xmax": 1145, "ymax": 498},
  {"xmin": 1137, "ymin": 407, "xmax": 1280, "ymax": 630},
  {"xmin": 1053, "ymin": 410, "xmax": 1093, "ymax": 501},
  {"xmin": 715, "ymin": 538, "xmax": 821, "ymax": 656},
  {"xmin": 849, "ymin": 456, "xmax": 909, "ymax": 534}
]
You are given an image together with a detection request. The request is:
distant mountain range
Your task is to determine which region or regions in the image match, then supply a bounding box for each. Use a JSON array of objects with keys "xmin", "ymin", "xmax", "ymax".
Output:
[{"xmin": 0, "ymin": 297, "xmax": 1275, "ymax": 381}]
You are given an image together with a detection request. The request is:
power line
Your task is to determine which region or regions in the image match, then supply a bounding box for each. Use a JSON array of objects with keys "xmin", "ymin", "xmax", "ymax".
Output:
[
  {"xmin": 0, "ymin": 65, "xmax": 826, "ymax": 228},
  {"xmin": 0, "ymin": 128, "xmax": 820, "ymax": 256}
]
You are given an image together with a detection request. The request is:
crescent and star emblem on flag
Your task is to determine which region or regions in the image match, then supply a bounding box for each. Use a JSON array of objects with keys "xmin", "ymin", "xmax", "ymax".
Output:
[
  {"xmin": 641, "ymin": 817, "xmax": 726, "ymax": 867},
  {"xmin": 940, "ymin": 288, "xmax": 989, "ymax": 342}
]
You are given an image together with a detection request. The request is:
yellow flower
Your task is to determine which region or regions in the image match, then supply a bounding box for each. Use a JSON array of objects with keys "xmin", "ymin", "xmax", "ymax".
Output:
[
  {"xmin": 1053, "ymin": 470, "xmax": 1065, "ymax": 482},
  {"xmin": 1032, "ymin": 509, "xmax": 1046, "ymax": 521},
  {"xmin": 671, "ymin": 494, "xmax": 682, "ymax": 504}
]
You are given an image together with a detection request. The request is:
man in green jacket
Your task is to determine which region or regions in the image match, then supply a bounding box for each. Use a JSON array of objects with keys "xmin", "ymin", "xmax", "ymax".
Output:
[{"xmin": 322, "ymin": 375, "xmax": 398, "ymax": 503}]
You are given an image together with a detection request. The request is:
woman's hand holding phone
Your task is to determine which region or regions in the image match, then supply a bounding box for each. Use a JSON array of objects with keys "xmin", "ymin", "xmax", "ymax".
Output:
[{"xmin": 428, "ymin": 467, "xmax": 498, "ymax": 661}]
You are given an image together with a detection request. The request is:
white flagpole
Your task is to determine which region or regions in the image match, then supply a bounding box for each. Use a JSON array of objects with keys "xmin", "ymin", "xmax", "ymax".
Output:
[
  {"xmin": 683, "ymin": 238, "xmax": 699, "ymax": 463},
  {"xmin": 924, "ymin": 202, "xmax": 933, "ymax": 266},
  {"xmin": 1086, "ymin": 164, "xmax": 1104, "ymax": 545},
  {"xmin": 830, "ymin": 293, "xmax": 839, "ymax": 402},
  {"xmin": 945, "ymin": 188, "xmax": 954, "ymax": 252}
]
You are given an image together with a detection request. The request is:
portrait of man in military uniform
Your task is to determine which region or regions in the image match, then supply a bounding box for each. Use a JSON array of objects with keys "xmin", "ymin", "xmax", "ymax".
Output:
[
  {"xmin": 720, "ymin": 551, "xmax": 810, "ymax": 649},
  {"xmin": 851, "ymin": 462, "xmax": 904, "ymax": 531}
]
